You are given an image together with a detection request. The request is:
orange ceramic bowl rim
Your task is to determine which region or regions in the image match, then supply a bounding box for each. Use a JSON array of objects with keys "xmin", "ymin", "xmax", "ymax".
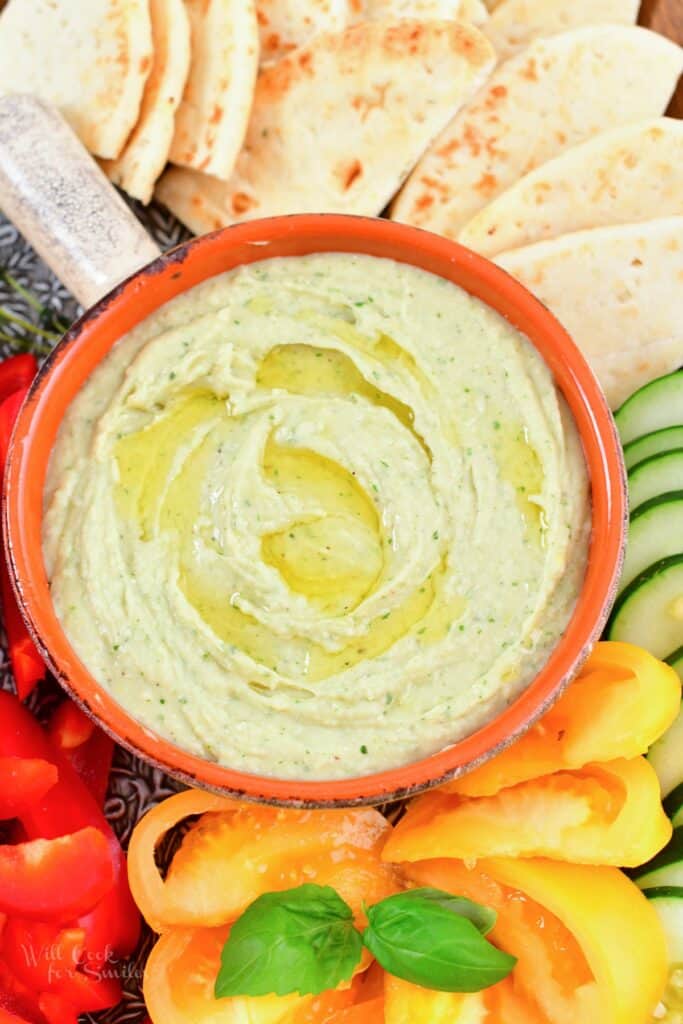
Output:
[{"xmin": 4, "ymin": 214, "xmax": 626, "ymax": 807}]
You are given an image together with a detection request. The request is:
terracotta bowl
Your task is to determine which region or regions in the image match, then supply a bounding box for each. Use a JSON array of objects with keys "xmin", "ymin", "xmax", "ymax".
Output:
[{"xmin": 3, "ymin": 214, "xmax": 627, "ymax": 806}]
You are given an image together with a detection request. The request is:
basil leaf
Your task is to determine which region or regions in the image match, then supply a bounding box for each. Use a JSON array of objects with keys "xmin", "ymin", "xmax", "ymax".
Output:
[
  {"xmin": 388, "ymin": 888, "xmax": 497, "ymax": 935},
  {"xmin": 363, "ymin": 888, "xmax": 516, "ymax": 992},
  {"xmin": 214, "ymin": 883, "xmax": 363, "ymax": 998}
]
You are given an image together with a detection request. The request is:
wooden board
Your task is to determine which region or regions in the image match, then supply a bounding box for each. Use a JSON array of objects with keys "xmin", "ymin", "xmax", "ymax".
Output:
[{"xmin": 640, "ymin": 0, "xmax": 683, "ymax": 117}]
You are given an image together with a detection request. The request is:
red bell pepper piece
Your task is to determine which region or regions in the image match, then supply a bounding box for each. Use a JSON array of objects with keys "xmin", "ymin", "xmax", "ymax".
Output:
[
  {"xmin": 0, "ymin": 356, "xmax": 36, "ymax": 406},
  {"xmin": 1, "ymin": 921, "xmax": 84, "ymax": 994},
  {"xmin": 0, "ymin": 1009, "xmax": 37, "ymax": 1024},
  {"xmin": 0, "ymin": 955, "xmax": 44, "ymax": 1022},
  {"xmin": 0, "ymin": 828, "xmax": 114, "ymax": 922},
  {"xmin": 47, "ymin": 704, "xmax": 94, "ymax": 750},
  {"xmin": 0, "ymin": 693, "xmax": 140, "ymax": 956},
  {"xmin": 0, "ymin": 759, "xmax": 57, "ymax": 819},
  {"xmin": 0, "ymin": 387, "xmax": 45, "ymax": 700},
  {"xmin": 2, "ymin": 921, "xmax": 122, "ymax": 1016},
  {"xmin": 36, "ymin": 999, "xmax": 77, "ymax": 1024},
  {"xmin": 47, "ymin": 704, "xmax": 113, "ymax": 808}
]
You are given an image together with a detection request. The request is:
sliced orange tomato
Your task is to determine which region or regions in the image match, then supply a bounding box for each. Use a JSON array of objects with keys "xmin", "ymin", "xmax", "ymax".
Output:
[
  {"xmin": 144, "ymin": 924, "xmax": 376, "ymax": 1024},
  {"xmin": 483, "ymin": 976, "xmax": 549, "ymax": 1023},
  {"xmin": 405, "ymin": 856, "xmax": 667, "ymax": 1024},
  {"xmin": 144, "ymin": 925, "xmax": 311, "ymax": 1023},
  {"xmin": 384, "ymin": 757, "xmax": 670, "ymax": 867},
  {"xmin": 128, "ymin": 790, "xmax": 398, "ymax": 932},
  {"xmin": 444, "ymin": 642, "xmax": 680, "ymax": 799},
  {"xmin": 383, "ymin": 975, "xmax": 486, "ymax": 1023}
]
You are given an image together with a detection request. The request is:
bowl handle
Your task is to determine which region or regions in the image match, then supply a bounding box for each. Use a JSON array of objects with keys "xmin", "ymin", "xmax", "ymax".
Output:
[{"xmin": 0, "ymin": 95, "xmax": 161, "ymax": 309}]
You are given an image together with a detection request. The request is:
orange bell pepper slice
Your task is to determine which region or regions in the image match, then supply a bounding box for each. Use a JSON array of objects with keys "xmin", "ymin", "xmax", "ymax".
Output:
[
  {"xmin": 445, "ymin": 642, "xmax": 680, "ymax": 799},
  {"xmin": 384, "ymin": 756, "xmax": 671, "ymax": 868},
  {"xmin": 128, "ymin": 790, "xmax": 398, "ymax": 933},
  {"xmin": 405, "ymin": 857, "xmax": 667, "ymax": 1024}
]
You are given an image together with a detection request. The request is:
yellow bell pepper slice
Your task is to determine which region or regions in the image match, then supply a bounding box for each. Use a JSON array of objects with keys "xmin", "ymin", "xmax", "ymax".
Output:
[
  {"xmin": 384, "ymin": 975, "xmax": 486, "ymax": 1023},
  {"xmin": 444, "ymin": 642, "xmax": 680, "ymax": 798},
  {"xmin": 384, "ymin": 757, "xmax": 671, "ymax": 867},
  {"xmin": 405, "ymin": 857, "xmax": 667, "ymax": 1024},
  {"xmin": 128, "ymin": 790, "xmax": 398, "ymax": 932}
]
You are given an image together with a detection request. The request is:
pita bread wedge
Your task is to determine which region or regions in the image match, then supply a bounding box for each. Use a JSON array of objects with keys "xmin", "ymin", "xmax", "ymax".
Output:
[
  {"xmin": 460, "ymin": 119, "xmax": 683, "ymax": 258},
  {"xmin": 391, "ymin": 26, "xmax": 683, "ymax": 240},
  {"xmin": 0, "ymin": 0, "xmax": 152, "ymax": 159},
  {"xmin": 361, "ymin": 0, "xmax": 487, "ymax": 24},
  {"xmin": 156, "ymin": 20, "xmax": 495, "ymax": 234},
  {"xmin": 483, "ymin": 0, "xmax": 639, "ymax": 61},
  {"xmin": 102, "ymin": 0, "xmax": 191, "ymax": 204},
  {"xmin": 257, "ymin": 0, "xmax": 350, "ymax": 65},
  {"xmin": 169, "ymin": 0, "xmax": 259, "ymax": 180},
  {"xmin": 497, "ymin": 218, "xmax": 683, "ymax": 410}
]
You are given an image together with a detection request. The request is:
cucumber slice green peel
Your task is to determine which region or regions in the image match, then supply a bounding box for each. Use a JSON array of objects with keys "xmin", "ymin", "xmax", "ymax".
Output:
[
  {"xmin": 627, "ymin": 449, "xmax": 683, "ymax": 513},
  {"xmin": 668, "ymin": 646, "xmax": 683, "ymax": 684},
  {"xmin": 633, "ymin": 828, "xmax": 683, "ymax": 885},
  {"xmin": 615, "ymin": 370, "xmax": 683, "ymax": 446},
  {"xmin": 608, "ymin": 555, "xmax": 683, "ymax": 660},
  {"xmin": 619, "ymin": 491, "xmax": 683, "ymax": 595},
  {"xmin": 649, "ymin": 705, "xmax": 683, "ymax": 799},
  {"xmin": 624, "ymin": 426, "xmax": 683, "ymax": 471},
  {"xmin": 664, "ymin": 784, "xmax": 683, "ymax": 828}
]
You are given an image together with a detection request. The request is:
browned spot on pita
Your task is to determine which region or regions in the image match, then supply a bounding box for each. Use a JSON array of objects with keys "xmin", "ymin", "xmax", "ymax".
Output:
[
  {"xmin": 232, "ymin": 191, "xmax": 256, "ymax": 214},
  {"xmin": 631, "ymin": 258, "xmax": 643, "ymax": 266},
  {"xmin": 384, "ymin": 21, "xmax": 427, "ymax": 57},
  {"xmin": 337, "ymin": 158, "xmax": 363, "ymax": 190},
  {"xmin": 256, "ymin": 8, "xmax": 268, "ymax": 26},
  {"xmin": 437, "ymin": 137, "xmax": 461, "ymax": 159},
  {"xmin": 484, "ymin": 84, "xmax": 508, "ymax": 111},
  {"xmin": 298, "ymin": 51, "xmax": 314, "ymax": 73},
  {"xmin": 209, "ymin": 104, "xmax": 223, "ymax": 125},
  {"xmin": 475, "ymin": 172, "xmax": 497, "ymax": 193},
  {"xmin": 352, "ymin": 83, "xmax": 389, "ymax": 122},
  {"xmin": 463, "ymin": 123, "xmax": 482, "ymax": 157},
  {"xmin": 556, "ymin": 130, "xmax": 567, "ymax": 144},
  {"xmin": 420, "ymin": 174, "xmax": 450, "ymax": 200},
  {"xmin": 266, "ymin": 33, "xmax": 285, "ymax": 55},
  {"xmin": 140, "ymin": 55, "xmax": 151, "ymax": 74},
  {"xmin": 521, "ymin": 57, "xmax": 538, "ymax": 81},
  {"xmin": 415, "ymin": 194, "xmax": 435, "ymax": 211}
]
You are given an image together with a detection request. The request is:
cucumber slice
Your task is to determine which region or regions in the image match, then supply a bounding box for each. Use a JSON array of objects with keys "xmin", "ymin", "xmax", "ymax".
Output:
[
  {"xmin": 619, "ymin": 492, "xmax": 683, "ymax": 594},
  {"xmin": 649, "ymin": 705, "xmax": 683, "ymax": 798},
  {"xmin": 635, "ymin": 829, "xmax": 683, "ymax": 888},
  {"xmin": 628, "ymin": 449, "xmax": 683, "ymax": 512},
  {"xmin": 608, "ymin": 555, "xmax": 683, "ymax": 660},
  {"xmin": 615, "ymin": 370, "xmax": 683, "ymax": 446},
  {"xmin": 668, "ymin": 647, "xmax": 683, "ymax": 684},
  {"xmin": 664, "ymin": 784, "xmax": 683, "ymax": 828},
  {"xmin": 645, "ymin": 887, "xmax": 683, "ymax": 962},
  {"xmin": 624, "ymin": 427, "xmax": 683, "ymax": 471}
]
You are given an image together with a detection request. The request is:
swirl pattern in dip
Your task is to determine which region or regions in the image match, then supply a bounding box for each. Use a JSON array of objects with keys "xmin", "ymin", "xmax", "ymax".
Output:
[{"xmin": 43, "ymin": 253, "xmax": 590, "ymax": 779}]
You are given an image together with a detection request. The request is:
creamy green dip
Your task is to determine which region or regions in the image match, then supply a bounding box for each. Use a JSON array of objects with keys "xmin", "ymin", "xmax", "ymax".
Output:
[{"xmin": 43, "ymin": 253, "xmax": 590, "ymax": 779}]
